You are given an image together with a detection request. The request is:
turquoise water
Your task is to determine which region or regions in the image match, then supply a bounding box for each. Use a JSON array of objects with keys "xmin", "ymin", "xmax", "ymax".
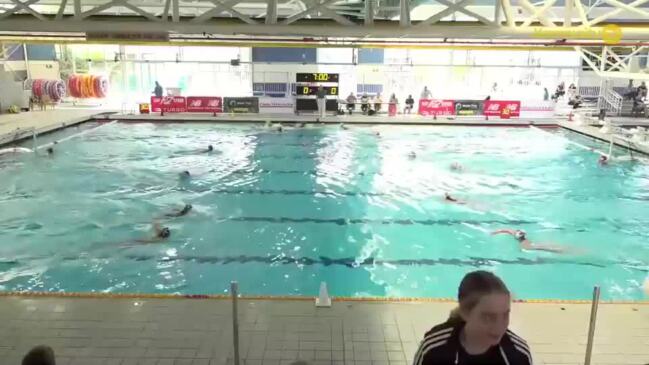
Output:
[{"xmin": 0, "ymin": 123, "xmax": 647, "ymax": 300}]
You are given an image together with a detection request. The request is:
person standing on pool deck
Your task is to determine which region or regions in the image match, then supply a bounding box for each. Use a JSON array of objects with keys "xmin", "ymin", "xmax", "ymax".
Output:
[
  {"xmin": 405, "ymin": 95, "xmax": 415, "ymax": 114},
  {"xmin": 316, "ymin": 86, "xmax": 327, "ymax": 119},
  {"xmin": 491, "ymin": 229, "xmax": 566, "ymax": 253},
  {"xmin": 413, "ymin": 270, "xmax": 532, "ymax": 365},
  {"xmin": 153, "ymin": 81, "xmax": 163, "ymax": 98}
]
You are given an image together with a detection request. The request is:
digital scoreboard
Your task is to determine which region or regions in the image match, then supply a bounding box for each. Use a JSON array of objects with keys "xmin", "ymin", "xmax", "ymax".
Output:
[
  {"xmin": 296, "ymin": 86, "xmax": 338, "ymax": 96},
  {"xmin": 296, "ymin": 73, "xmax": 339, "ymax": 83}
]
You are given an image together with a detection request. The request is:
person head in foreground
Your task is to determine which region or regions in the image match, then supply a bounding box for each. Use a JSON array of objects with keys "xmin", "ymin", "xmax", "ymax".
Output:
[
  {"xmin": 22, "ymin": 345, "xmax": 55, "ymax": 365},
  {"xmin": 413, "ymin": 270, "xmax": 532, "ymax": 365}
]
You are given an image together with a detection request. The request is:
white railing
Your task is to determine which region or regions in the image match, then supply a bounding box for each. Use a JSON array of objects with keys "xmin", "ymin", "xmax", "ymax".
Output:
[{"xmin": 597, "ymin": 79, "xmax": 623, "ymax": 116}]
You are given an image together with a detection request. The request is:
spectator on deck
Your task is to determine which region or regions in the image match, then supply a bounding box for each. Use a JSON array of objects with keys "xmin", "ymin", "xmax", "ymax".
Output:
[
  {"xmin": 552, "ymin": 82, "xmax": 565, "ymax": 101},
  {"xmin": 374, "ymin": 93, "xmax": 383, "ymax": 113},
  {"xmin": 413, "ymin": 271, "xmax": 532, "ymax": 365},
  {"xmin": 543, "ymin": 87, "xmax": 549, "ymax": 101},
  {"xmin": 405, "ymin": 95, "xmax": 415, "ymax": 114},
  {"xmin": 316, "ymin": 86, "xmax": 327, "ymax": 118},
  {"xmin": 638, "ymin": 81, "xmax": 647, "ymax": 98},
  {"xmin": 420, "ymin": 86, "xmax": 432, "ymax": 99},
  {"xmin": 632, "ymin": 93, "xmax": 646, "ymax": 118},
  {"xmin": 153, "ymin": 81, "xmax": 163, "ymax": 98},
  {"xmin": 568, "ymin": 94, "xmax": 582, "ymax": 109},
  {"xmin": 23, "ymin": 345, "xmax": 56, "ymax": 365},
  {"xmin": 360, "ymin": 93, "xmax": 369, "ymax": 114},
  {"xmin": 345, "ymin": 92, "xmax": 356, "ymax": 115},
  {"xmin": 568, "ymin": 83, "xmax": 577, "ymax": 98},
  {"xmin": 390, "ymin": 93, "xmax": 398, "ymax": 105}
]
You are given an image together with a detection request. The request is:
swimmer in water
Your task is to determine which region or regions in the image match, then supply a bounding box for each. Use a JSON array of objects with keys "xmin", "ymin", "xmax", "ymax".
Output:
[
  {"xmin": 121, "ymin": 223, "xmax": 170, "ymax": 246},
  {"xmin": 375, "ymin": 131, "xmax": 380, "ymax": 137},
  {"xmin": 450, "ymin": 162, "xmax": 463, "ymax": 171},
  {"xmin": 408, "ymin": 151, "xmax": 417, "ymax": 159},
  {"xmin": 340, "ymin": 124, "xmax": 348, "ymax": 130},
  {"xmin": 443, "ymin": 193, "xmax": 465, "ymax": 205},
  {"xmin": 277, "ymin": 125, "xmax": 283, "ymax": 132},
  {"xmin": 46, "ymin": 147, "xmax": 54, "ymax": 155},
  {"xmin": 206, "ymin": 145, "xmax": 213, "ymax": 153},
  {"xmin": 165, "ymin": 204, "xmax": 192, "ymax": 218},
  {"xmin": 180, "ymin": 170, "xmax": 191, "ymax": 179},
  {"xmin": 598, "ymin": 155, "xmax": 609, "ymax": 165},
  {"xmin": 491, "ymin": 229, "xmax": 566, "ymax": 253}
]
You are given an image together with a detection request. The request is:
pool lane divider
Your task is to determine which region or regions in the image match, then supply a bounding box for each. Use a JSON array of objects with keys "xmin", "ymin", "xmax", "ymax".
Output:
[
  {"xmin": 530, "ymin": 125, "xmax": 608, "ymax": 156},
  {"xmin": 35, "ymin": 120, "xmax": 118, "ymax": 150},
  {"xmin": 0, "ymin": 291, "xmax": 647, "ymax": 304}
]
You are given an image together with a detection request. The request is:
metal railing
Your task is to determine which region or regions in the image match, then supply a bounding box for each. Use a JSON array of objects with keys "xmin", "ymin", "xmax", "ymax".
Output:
[
  {"xmin": 226, "ymin": 281, "xmax": 602, "ymax": 365},
  {"xmin": 597, "ymin": 79, "xmax": 623, "ymax": 116}
]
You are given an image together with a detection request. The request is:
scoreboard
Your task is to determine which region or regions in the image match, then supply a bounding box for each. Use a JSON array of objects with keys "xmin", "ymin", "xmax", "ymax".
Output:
[
  {"xmin": 295, "ymin": 72, "xmax": 339, "ymax": 113},
  {"xmin": 296, "ymin": 73, "xmax": 339, "ymax": 83},
  {"xmin": 296, "ymin": 86, "xmax": 338, "ymax": 96}
]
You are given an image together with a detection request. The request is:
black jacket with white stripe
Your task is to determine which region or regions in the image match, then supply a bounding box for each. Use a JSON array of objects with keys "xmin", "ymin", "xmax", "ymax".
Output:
[{"xmin": 413, "ymin": 320, "xmax": 533, "ymax": 365}]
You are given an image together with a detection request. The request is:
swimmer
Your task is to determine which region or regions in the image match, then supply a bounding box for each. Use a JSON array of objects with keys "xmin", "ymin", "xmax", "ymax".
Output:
[
  {"xmin": 598, "ymin": 155, "xmax": 609, "ymax": 165},
  {"xmin": 165, "ymin": 204, "xmax": 192, "ymax": 218},
  {"xmin": 121, "ymin": 223, "xmax": 170, "ymax": 246},
  {"xmin": 491, "ymin": 229, "xmax": 566, "ymax": 253},
  {"xmin": 443, "ymin": 193, "xmax": 464, "ymax": 205},
  {"xmin": 408, "ymin": 151, "xmax": 417, "ymax": 159},
  {"xmin": 375, "ymin": 131, "xmax": 380, "ymax": 137},
  {"xmin": 180, "ymin": 170, "xmax": 191, "ymax": 179},
  {"xmin": 277, "ymin": 125, "xmax": 283, "ymax": 132},
  {"xmin": 206, "ymin": 145, "xmax": 213, "ymax": 153},
  {"xmin": 297, "ymin": 122, "xmax": 306, "ymax": 128},
  {"xmin": 450, "ymin": 162, "xmax": 463, "ymax": 171},
  {"xmin": 46, "ymin": 147, "xmax": 54, "ymax": 155},
  {"xmin": 340, "ymin": 123, "xmax": 348, "ymax": 130}
]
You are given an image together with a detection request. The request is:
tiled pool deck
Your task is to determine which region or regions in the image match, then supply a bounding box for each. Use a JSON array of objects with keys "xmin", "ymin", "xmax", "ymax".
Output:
[{"xmin": 0, "ymin": 295, "xmax": 647, "ymax": 365}]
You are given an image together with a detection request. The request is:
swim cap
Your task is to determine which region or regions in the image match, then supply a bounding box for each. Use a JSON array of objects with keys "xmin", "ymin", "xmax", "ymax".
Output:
[
  {"xmin": 515, "ymin": 230, "xmax": 526, "ymax": 240},
  {"xmin": 160, "ymin": 227, "xmax": 171, "ymax": 238}
]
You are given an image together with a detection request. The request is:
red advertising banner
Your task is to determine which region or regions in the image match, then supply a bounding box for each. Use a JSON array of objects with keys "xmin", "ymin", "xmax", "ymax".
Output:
[
  {"xmin": 483, "ymin": 100, "xmax": 521, "ymax": 117},
  {"xmin": 187, "ymin": 96, "xmax": 223, "ymax": 113},
  {"xmin": 418, "ymin": 99, "xmax": 455, "ymax": 116},
  {"xmin": 150, "ymin": 96, "xmax": 187, "ymax": 113}
]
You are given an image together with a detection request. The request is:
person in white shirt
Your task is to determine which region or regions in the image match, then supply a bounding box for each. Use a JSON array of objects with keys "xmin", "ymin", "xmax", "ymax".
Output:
[{"xmin": 420, "ymin": 86, "xmax": 432, "ymax": 99}]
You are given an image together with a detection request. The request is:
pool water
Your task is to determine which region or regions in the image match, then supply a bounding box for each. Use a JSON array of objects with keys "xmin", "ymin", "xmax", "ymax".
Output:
[{"xmin": 0, "ymin": 123, "xmax": 647, "ymax": 300}]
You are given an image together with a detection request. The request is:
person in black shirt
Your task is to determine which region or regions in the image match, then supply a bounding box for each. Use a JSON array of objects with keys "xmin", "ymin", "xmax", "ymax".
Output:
[
  {"xmin": 153, "ymin": 81, "xmax": 163, "ymax": 98},
  {"xmin": 413, "ymin": 271, "xmax": 532, "ymax": 365},
  {"xmin": 405, "ymin": 95, "xmax": 415, "ymax": 114}
]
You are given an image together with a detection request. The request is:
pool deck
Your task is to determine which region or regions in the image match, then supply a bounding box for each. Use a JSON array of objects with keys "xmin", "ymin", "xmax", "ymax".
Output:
[
  {"xmin": 0, "ymin": 295, "xmax": 647, "ymax": 365},
  {"xmin": 0, "ymin": 108, "xmax": 113, "ymax": 146},
  {"xmin": 559, "ymin": 120, "xmax": 649, "ymax": 156},
  {"xmin": 114, "ymin": 112, "xmax": 559, "ymax": 127}
]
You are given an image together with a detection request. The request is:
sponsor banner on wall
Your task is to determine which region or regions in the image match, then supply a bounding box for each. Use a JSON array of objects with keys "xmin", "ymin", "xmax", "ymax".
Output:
[
  {"xmin": 454, "ymin": 100, "xmax": 483, "ymax": 116},
  {"xmin": 151, "ymin": 96, "xmax": 187, "ymax": 113},
  {"xmin": 224, "ymin": 97, "xmax": 259, "ymax": 113},
  {"xmin": 520, "ymin": 101, "xmax": 556, "ymax": 118},
  {"xmin": 259, "ymin": 97, "xmax": 295, "ymax": 114},
  {"xmin": 483, "ymin": 100, "xmax": 521, "ymax": 117},
  {"xmin": 418, "ymin": 99, "xmax": 455, "ymax": 116},
  {"xmin": 186, "ymin": 96, "xmax": 223, "ymax": 113}
]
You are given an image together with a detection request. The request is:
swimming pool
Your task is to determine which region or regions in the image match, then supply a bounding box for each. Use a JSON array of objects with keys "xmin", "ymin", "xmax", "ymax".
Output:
[{"xmin": 0, "ymin": 122, "xmax": 647, "ymax": 300}]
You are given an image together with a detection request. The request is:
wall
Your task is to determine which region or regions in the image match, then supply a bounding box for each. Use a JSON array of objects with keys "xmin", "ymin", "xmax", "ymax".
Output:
[{"xmin": 3, "ymin": 61, "xmax": 60, "ymax": 80}]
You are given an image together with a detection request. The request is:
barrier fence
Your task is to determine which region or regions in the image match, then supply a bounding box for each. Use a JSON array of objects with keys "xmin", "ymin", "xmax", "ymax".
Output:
[{"xmin": 147, "ymin": 96, "xmax": 556, "ymax": 119}]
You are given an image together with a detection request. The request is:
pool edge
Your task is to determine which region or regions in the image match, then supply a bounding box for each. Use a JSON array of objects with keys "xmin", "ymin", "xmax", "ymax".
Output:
[{"xmin": 1, "ymin": 291, "xmax": 647, "ymax": 304}]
